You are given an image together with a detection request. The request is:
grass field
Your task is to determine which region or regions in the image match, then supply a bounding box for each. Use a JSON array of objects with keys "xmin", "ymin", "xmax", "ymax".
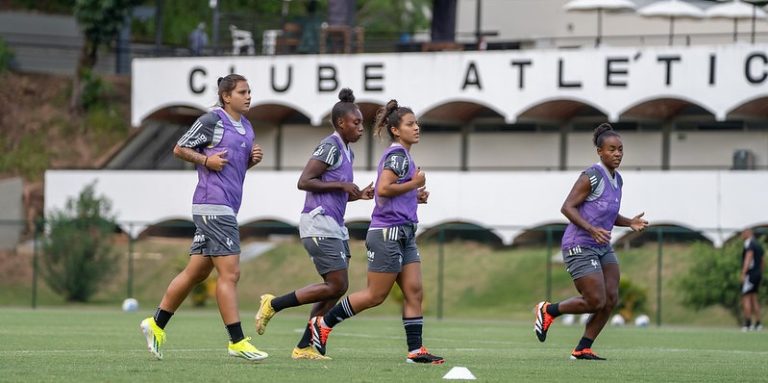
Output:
[{"xmin": 1, "ymin": 308, "xmax": 766, "ymax": 382}]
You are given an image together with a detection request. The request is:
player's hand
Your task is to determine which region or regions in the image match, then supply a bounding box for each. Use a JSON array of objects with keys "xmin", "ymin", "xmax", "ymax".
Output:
[
  {"xmin": 206, "ymin": 150, "xmax": 229, "ymax": 171},
  {"xmin": 417, "ymin": 186, "xmax": 429, "ymax": 204},
  {"xmin": 342, "ymin": 182, "xmax": 362, "ymax": 199},
  {"xmin": 630, "ymin": 212, "xmax": 648, "ymax": 232},
  {"xmin": 359, "ymin": 182, "xmax": 374, "ymax": 200},
  {"xmin": 412, "ymin": 167, "xmax": 426, "ymax": 188},
  {"xmin": 251, "ymin": 144, "xmax": 263, "ymax": 165},
  {"xmin": 588, "ymin": 225, "xmax": 611, "ymax": 244}
]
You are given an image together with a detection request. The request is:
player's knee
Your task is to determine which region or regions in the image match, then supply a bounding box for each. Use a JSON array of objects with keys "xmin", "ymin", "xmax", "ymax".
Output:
[
  {"xmin": 367, "ymin": 290, "xmax": 389, "ymax": 307},
  {"xmin": 403, "ymin": 286, "xmax": 423, "ymax": 303},
  {"xmin": 326, "ymin": 281, "xmax": 348, "ymax": 299},
  {"xmin": 584, "ymin": 292, "xmax": 606, "ymax": 311}
]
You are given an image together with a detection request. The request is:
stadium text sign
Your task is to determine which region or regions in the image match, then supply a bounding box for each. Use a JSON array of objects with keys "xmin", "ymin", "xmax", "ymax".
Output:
[{"xmin": 132, "ymin": 45, "xmax": 768, "ymax": 126}]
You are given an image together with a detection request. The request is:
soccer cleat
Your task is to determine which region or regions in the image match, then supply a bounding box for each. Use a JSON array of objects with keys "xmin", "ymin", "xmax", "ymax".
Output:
[
  {"xmin": 309, "ymin": 316, "xmax": 332, "ymax": 356},
  {"xmin": 140, "ymin": 317, "xmax": 166, "ymax": 360},
  {"xmin": 255, "ymin": 294, "xmax": 276, "ymax": 335},
  {"xmin": 534, "ymin": 301, "xmax": 554, "ymax": 342},
  {"xmin": 406, "ymin": 346, "xmax": 445, "ymax": 364},
  {"xmin": 228, "ymin": 337, "xmax": 268, "ymax": 361},
  {"xmin": 570, "ymin": 348, "xmax": 606, "ymax": 360},
  {"xmin": 291, "ymin": 346, "xmax": 332, "ymax": 360}
]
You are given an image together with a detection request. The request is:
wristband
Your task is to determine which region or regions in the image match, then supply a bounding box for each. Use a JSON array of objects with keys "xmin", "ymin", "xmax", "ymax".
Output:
[{"xmin": 203, "ymin": 156, "xmax": 208, "ymax": 167}]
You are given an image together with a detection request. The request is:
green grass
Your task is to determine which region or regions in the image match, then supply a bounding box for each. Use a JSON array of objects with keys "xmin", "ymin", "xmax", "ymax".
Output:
[
  {"xmin": 1, "ymin": 239, "xmax": 739, "ymax": 326},
  {"xmin": 0, "ymin": 308, "xmax": 766, "ymax": 382}
]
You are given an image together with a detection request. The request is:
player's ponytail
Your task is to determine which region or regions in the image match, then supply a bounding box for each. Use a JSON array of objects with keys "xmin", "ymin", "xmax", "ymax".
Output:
[
  {"xmin": 593, "ymin": 122, "xmax": 619, "ymax": 147},
  {"xmin": 374, "ymin": 99, "xmax": 414, "ymax": 141},
  {"xmin": 330, "ymin": 88, "xmax": 359, "ymax": 130}
]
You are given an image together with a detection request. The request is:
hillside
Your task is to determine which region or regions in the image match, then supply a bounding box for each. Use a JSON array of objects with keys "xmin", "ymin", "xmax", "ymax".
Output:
[{"xmin": 0, "ymin": 71, "xmax": 133, "ymax": 180}]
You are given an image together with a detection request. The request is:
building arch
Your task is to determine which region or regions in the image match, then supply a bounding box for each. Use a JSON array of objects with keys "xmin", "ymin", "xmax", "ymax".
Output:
[{"xmin": 418, "ymin": 221, "xmax": 504, "ymax": 247}]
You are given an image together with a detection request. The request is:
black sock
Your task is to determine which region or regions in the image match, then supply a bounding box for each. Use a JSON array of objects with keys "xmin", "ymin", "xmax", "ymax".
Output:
[
  {"xmin": 756, "ymin": 321, "xmax": 762, "ymax": 327},
  {"xmin": 226, "ymin": 322, "xmax": 245, "ymax": 343},
  {"xmin": 296, "ymin": 323, "xmax": 312, "ymax": 349},
  {"xmin": 745, "ymin": 319, "xmax": 752, "ymax": 328},
  {"xmin": 403, "ymin": 316, "xmax": 424, "ymax": 352},
  {"xmin": 271, "ymin": 292, "xmax": 300, "ymax": 312},
  {"xmin": 546, "ymin": 302, "xmax": 561, "ymax": 318},
  {"xmin": 153, "ymin": 308, "xmax": 173, "ymax": 329},
  {"xmin": 575, "ymin": 337, "xmax": 594, "ymax": 351},
  {"xmin": 323, "ymin": 296, "xmax": 355, "ymax": 328}
]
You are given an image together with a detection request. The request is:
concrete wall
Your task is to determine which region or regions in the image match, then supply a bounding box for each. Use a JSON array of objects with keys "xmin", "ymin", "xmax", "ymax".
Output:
[{"xmin": 0, "ymin": 177, "xmax": 24, "ymax": 250}]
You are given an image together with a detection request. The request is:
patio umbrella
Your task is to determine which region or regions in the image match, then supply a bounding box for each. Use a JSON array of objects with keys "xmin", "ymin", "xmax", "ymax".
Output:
[
  {"xmin": 564, "ymin": 0, "xmax": 638, "ymax": 46},
  {"xmin": 638, "ymin": 0, "xmax": 704, "ymax": 45},
  {"xmin": 705, "ymin": 0, "xmax": 767, "ymax": 42}
]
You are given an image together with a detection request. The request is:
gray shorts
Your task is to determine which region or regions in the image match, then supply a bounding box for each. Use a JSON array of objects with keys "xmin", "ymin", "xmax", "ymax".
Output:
[
  {"xmin": 189, "ymin": 214, "xmax": 241, "ymax": 256},
  {"xmin": 561, "ymin": 245, "xmax": 618, "ymax": 280},
  {"xmin": 302, "ymin": 237, "xmax": 350, "ymax": 276},
  {"xmin": 365, "ymin": 225, "xmax": 421, "ymax": 273}
]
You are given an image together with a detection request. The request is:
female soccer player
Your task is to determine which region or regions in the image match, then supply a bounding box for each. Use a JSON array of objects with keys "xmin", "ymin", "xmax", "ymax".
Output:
[
  {"xmin": 307, "ymin": 99, "xmax": 444, "ymax": 364},
  {"xmin": 253, "ymin": 88, "xmax": 373, "ymax": 360},
  {"xmin": 140, "ymin": 74, "xmax": 268, "ymax": 362},
  {"xmin": 534, "ymin": 123, "xmax": 648, "ymax": 360}
]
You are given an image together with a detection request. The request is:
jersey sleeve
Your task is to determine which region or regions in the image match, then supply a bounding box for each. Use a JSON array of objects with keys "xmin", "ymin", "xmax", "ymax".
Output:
[
  {"xmin": 176, "ymin": 113, "xmax": 217, "ymax": 149},
  {"xmin": 310, "ymin": 141, "xmax": 341, "ymax": 167},
  {"xmin": 382, "ymin": 149, "xmax": 410, "ymax": 179}
]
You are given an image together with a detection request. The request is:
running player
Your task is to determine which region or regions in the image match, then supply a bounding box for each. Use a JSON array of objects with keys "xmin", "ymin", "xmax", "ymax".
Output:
[
  {"xmin": 740, "ymin": 228, "xmax": 764, "ymax": 331},
  {"xmin": 140, "ymin": 74, "xmax": 268, "ymax": 362},
  {"xmin": 307, "ymin": 99, "xmax": 444, "ymax": 364},
  {"xmin": 534, "ymin": 123, "xmax": 648, "ymax": 360},
  {"xmin": 253, "ymin": 88, "xmax": 373, "ymax": 360}
]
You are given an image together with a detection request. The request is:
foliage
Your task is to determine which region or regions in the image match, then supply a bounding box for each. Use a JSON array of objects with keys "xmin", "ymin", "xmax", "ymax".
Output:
[
  {"xmin": 40, "ymin": 182, "xmax": 119, "ymax": 302},
  {"xmin": 0, "ymin": 133, "xmax": 49, "ymax": 181},
  {"xmin": 616, "ymin": 277, "xmax": 648, "ymax": 320},
  {"xmin": 71, "ymin": 0, "xmax": 139, "ymax": 111},
  {"xmin": 79, "ymin": 68, "xmax": 108, "ymax": 110},
  {"xmin": 0, "ymin": 37, "xmax": 14, "ymax": 73},
  {"xmin": 678, "ymin": 240, "xmax": 768, "ymax": 323},
  {"xmin": 7, "ymin": 0, "xmax": 76, "ymax": 13}
]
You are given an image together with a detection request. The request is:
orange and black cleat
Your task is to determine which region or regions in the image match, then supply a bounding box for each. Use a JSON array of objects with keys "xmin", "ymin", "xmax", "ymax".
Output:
[
  {"xmin": 406, "ymin": 346, "xmax": 445, "ymax": 364},
  {"xmin": 570, "ymin": 348, "xmax": 606, "ymax": 360},
  {"xmin": 534, "ymin": 301, "xmax": 554, "ymax": 342}
]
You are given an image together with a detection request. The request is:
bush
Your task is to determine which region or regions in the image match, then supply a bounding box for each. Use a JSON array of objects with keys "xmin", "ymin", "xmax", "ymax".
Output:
[
  {"xmin": 0, "ymin": 37, "xmax": 14, "ymax": 72},
  {"xmin": 41, "ymin": 182, "xmax": 119, "ymax": 302},
  {"xmin": 616, "ymin": 277, "xmax": 648, "ymax": 320},
  {"xmin": 678, "ymin": 241, "xmax": 768, "ymax": 323}
]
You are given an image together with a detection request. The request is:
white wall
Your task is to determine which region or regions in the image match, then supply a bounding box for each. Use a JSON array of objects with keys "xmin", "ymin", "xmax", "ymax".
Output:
[
  {"xmin": 468, "ymin": 132, "xmax": 560, "ymax": 169},
  {"xmin": 568, "ymin": 132, "xmax": 663, "ymax": 170},
  {"xmin": 45, "ymin": 170, "xmax": 768, "ymax": 247},
  {"xmin": 670, "ymin": 131, "xmax": 768, "ymax": 168}
]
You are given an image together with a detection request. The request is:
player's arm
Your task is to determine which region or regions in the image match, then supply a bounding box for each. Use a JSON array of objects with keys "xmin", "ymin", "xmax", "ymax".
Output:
[
  {"xmin": 561, "ymin": 174, "xmax": 611, "ymax": 244},
  {"xmin": 615, "ymin": 212, "xmax": 648, "ymax": 231},
  {"xmin": 297, "ymin": 143, "xmax": 361, "ymax": 199},
  {"xmin": 174, "ymin": 115, "xmax": 228, "ymax": 170},
  {"xmin": 377, "ymin": 151, "xmax": 425, "ymax": 198},
  {"xmin": 742, "ymin": 249, "xmax": 754, "ymax": 281}
]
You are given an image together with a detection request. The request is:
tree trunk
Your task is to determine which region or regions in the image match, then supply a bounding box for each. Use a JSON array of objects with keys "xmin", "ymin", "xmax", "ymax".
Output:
[{"xmin": 70, "ymin": 39, "xmax": 98, "ymax": 113}]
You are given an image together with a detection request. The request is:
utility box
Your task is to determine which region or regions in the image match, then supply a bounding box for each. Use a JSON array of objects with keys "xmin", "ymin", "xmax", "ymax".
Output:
[{"xmin": 732, "ymin": 149, "xmax": 756, "ymax": 170}]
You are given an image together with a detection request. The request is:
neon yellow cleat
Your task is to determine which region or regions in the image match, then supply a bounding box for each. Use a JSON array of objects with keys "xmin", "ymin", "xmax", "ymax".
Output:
[
  {"xmin": 139, "ymin": 317, "xmax": 166, "ymax": 360},
  {"xmin": 291, "ymin": 346, "xmax": 332, "ymax": 360},
  {"xmin": 228, "ymin": 337, "xmax": 268, "ymax": 361},
  {"xmin": 255, "ymin": 294, "xmax": 276, "ymax": 335}
]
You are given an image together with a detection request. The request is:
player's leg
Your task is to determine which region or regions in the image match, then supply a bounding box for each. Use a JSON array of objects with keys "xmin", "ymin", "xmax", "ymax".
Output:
[
  {"xmin": 397, "ymin": 261, "xmax": 444, "ymax": 364},
  {"xmin": 291, "ymin": 270, "xmax": 348, "ymax": 360},
  {"xmin": 140, "ymin": 255, "xmax": 213, "ymax": 360},
  {"xmin": 213, "ymin": 254, "xmax": 268, "ymax": 361},
  {"xmin": 257, "ymin": 238, "xmax": 350, "ymax": 335},
  {"xmin": 569, "ymin": 262, "xmax": 618, "ymax": 360},
  {"xmin": 751, "ymin": 292, "xmax": 762, "ymax": 330}
]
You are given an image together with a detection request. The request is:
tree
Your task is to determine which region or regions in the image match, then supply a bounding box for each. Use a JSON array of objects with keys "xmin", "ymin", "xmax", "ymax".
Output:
[
  {"xmin": 678, "ymin": 240, "xmax": 768, "ymax": 323},
  {"xmin": 41, "ymin": 182, "xmax": 119, "ymax": 302},
  {"xmin": 71, "ymin": 0, "xmax": 139, "ymax": 112}
]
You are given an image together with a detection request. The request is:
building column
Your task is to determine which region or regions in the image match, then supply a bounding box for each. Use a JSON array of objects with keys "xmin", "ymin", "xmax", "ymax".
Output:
[
  {"xmin": 461, "ymin": 123, "xmax": 471, "ymax": 171},
  {"xmin": 661, "ymin": 121, "xmax": 672, "ymax": 170},
  {"xmin": 559, "ymin": 122, "xmax": 570, "ymax": 171},
  {"xmin": 275, "ymin": 123, "xmax": 283, "ymax": 170}
]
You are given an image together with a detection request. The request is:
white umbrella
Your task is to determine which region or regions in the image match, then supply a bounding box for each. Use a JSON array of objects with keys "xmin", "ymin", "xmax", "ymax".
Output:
[
  {"xmin": 705, "ymin": 0, "xmax": 767, "ymax": 42},
  {"xmin": 564, "ymin": 0, "xmax": 638, "ymax": 46},
  {"xmin": 638, "ymin": 0, "xmax": 704, "ymax": 46}
]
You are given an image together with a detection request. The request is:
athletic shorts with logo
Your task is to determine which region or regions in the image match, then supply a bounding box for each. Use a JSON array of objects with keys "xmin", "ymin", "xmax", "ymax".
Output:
[
  {"xmin": 302, "ymin": 237, "xmax": 350, "ymax": 275},
  {"xmin": 366, "ymin": 224, "xmax": 420, "ymax": 273},
  {"xmin": 189, "ymin": 214, "xmax": 241, "ymax": 256},
  {"xmin": 561, "ymin": 245, "xmax": 618, "ymax": 280},
  {"xmin": 742, "ymin": 273, "xmax": 762, "ymax": 295}
]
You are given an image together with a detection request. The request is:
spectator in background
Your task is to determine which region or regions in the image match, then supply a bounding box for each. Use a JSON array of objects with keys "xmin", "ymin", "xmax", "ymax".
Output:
[
  {"xmin": 189, "ymin": 22, "xmax": 208, "ymax": 56},
  {"xmin": 740, "ymin": 228, "xmax": 764, "ymax": 331}
]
